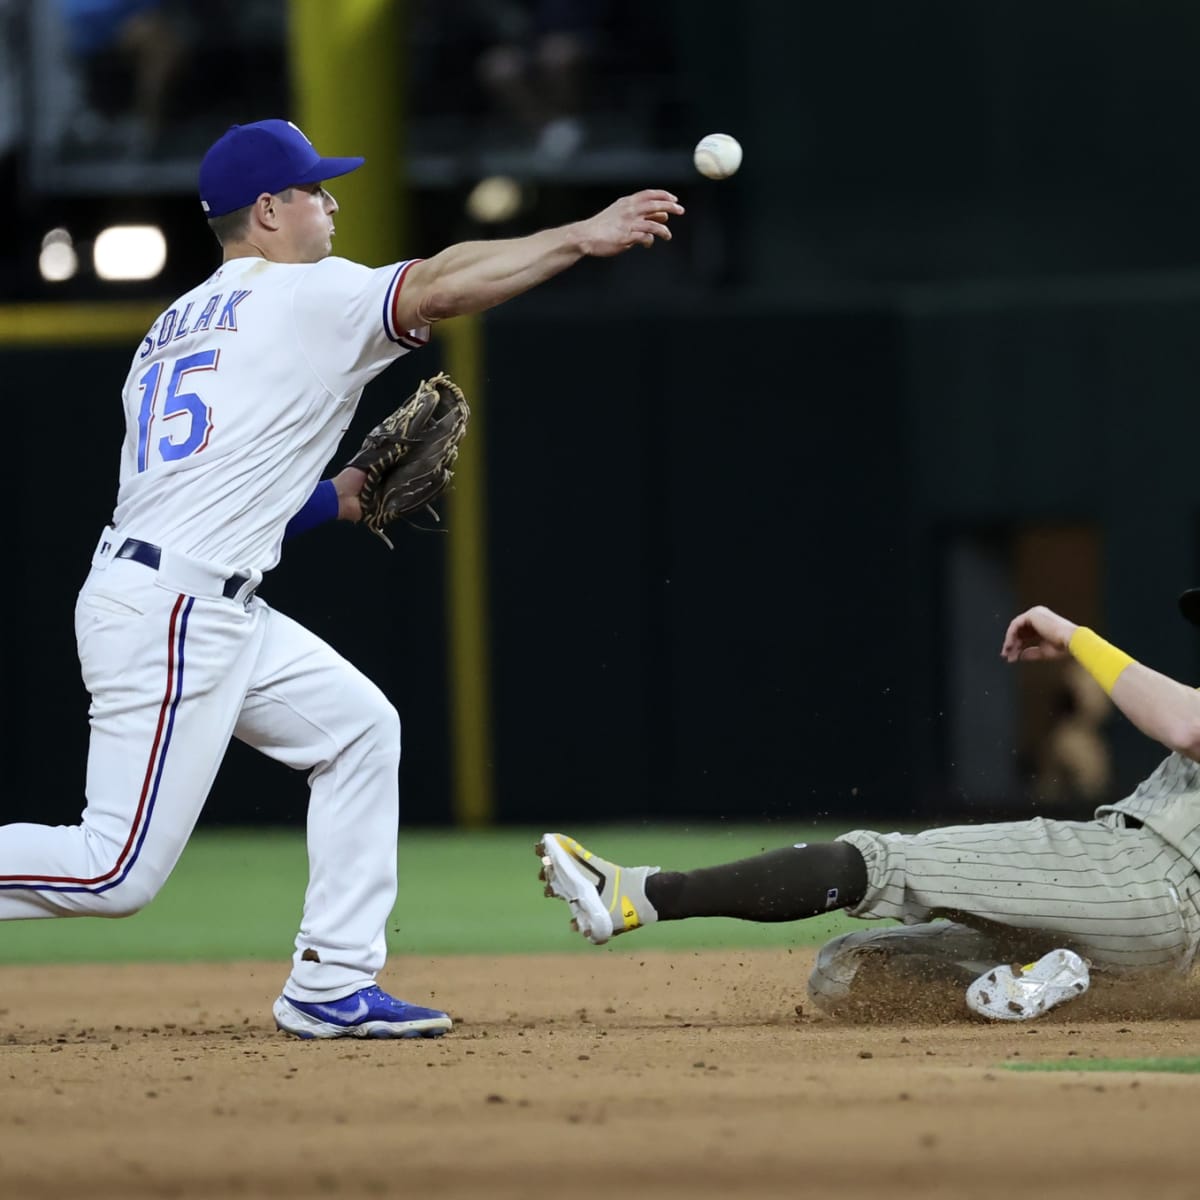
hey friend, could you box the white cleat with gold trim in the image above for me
[536,832,657,946]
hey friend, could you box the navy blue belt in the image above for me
[115,538,252,600]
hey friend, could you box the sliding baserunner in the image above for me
[539,603,1200,1021]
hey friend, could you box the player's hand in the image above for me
[577,190,685,256]
[331,466,367,523]
[1000,605,1079,663]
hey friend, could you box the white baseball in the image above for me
[693,133,742,180]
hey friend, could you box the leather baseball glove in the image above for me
[347,372,470,547]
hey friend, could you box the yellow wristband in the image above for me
[1069,627,1135,696]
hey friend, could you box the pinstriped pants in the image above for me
[839,814,1200,972]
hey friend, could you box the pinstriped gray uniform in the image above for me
[838,752,1200,973]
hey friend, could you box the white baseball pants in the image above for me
[0,534,401,1001]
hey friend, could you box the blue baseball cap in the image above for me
[198,119,364,217]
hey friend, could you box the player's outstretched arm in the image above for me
[392,190,684,328]
[1003,604,1200,761]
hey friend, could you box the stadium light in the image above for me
[39,228,78,283]
[93,225,167,282]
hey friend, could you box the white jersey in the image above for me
[110,254,428,572]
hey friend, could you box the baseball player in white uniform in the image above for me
[0,118,683,1038]
[539,603,1200,1020]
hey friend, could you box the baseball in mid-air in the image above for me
[693,133,743,180]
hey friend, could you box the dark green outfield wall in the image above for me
[5,285,1200,827]
[11,0,1200,824]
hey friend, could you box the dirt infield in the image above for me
[2,950,1199,1200]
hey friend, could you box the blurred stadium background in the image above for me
[4,0,1200,902]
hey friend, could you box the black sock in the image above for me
[645,841,867,922]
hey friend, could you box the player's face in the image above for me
[280,182,339,262]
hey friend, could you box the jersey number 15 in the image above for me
[135,350,218,472]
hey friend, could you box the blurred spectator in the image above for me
[54,0,184,157]
[474,0,606,161]
[412,0,609,161]
[1031,661,1115,808]
[0,0,21,165]
[0,0,23,288]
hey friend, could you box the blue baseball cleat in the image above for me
[273,985,453,1039]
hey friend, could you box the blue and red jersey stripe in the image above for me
[382,259,430,350]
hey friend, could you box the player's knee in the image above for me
[98,874,165,918]
[380,698,401,748]
[325,676,401,769]
[360,691,400,756]
[366,688,401,749]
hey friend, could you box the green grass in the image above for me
[1006,1058,1200,1074]
[0,825,864,965]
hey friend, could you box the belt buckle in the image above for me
[223,572,255,603]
